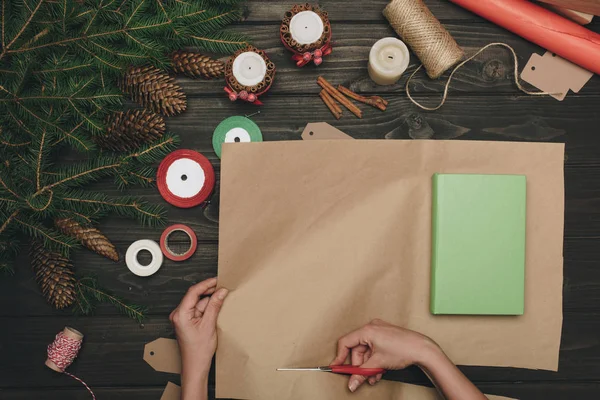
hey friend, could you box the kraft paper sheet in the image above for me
[216,139,564,400]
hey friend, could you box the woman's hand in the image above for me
[331,319,441,392]
[170,277,229,400]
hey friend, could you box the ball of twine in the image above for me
[383,0,464,79]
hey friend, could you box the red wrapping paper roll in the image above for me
[449,0,600,75]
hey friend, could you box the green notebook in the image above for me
[431,174,526,315]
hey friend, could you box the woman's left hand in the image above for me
[170,278,229,386]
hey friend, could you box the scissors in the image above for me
[277,365,386,377]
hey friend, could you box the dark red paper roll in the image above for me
[449,0,600,75]
[160,224,198,261]
[157,149,215,208]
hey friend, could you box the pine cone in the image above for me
[171,51,224,79]
[55,218,119,262]
[121,66,187,116]
[96,109,165,152]
[31,243,76,309]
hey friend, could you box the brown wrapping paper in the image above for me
[216,138,564,400]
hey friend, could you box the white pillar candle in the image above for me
[368,37,410,85]
[290,10,324,45]
[232,51,267,87]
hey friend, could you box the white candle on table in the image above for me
[232,52,267,87]
[290,11,324,45]
[368,37,410,85]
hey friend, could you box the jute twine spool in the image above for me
[383,0,464,79]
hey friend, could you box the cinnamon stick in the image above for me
[337,85,388,111]
[317,76,363,119]
[319,90,342,120]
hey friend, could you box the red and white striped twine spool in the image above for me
[46,327,96,400]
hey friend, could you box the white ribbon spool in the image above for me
[290,11,324,45]
[165,158,206,199]
[368,37,410,85]
[126,240,164,277]
[232,51,267,87]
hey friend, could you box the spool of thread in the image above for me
[157,149,215,208]
[212,116,263,159]
[46,327,96,399]
[383,0,464,79]
[160,224,197,262]
[368,37,410,85]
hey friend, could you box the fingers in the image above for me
[349,353,383,392]
[201,288,229,327]
[351,345,369,366]
[348,345,370,392]
[194,296,211,318]
[331,327,368,366]
[178,278,218,314]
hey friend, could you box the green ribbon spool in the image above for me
[212,116,263,158]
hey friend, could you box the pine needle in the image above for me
[75,277,147,322]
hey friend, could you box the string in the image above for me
[406,42,556,111]
[47,331,96,400]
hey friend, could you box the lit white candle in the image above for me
[368,37,410,85]
[289,11,324,45]
[232,51,267,87]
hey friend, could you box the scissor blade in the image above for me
[277,368,322,371]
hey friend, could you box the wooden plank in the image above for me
[177,24,600,96]
[0,314,599,389]
[539,0,600,15]
[2,382,600,400]
[243,0,482,22]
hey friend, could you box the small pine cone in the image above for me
[55,218,119,262]
[171,51,224,79]
[31,243,76,309]
[96,109,165,152]
[121,66,187,116]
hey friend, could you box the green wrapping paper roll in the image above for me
[212,116,263,158]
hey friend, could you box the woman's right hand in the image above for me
[330,319,443,392]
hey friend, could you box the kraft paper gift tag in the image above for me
[521,51,593,101]
[216,137,564,400]
[143,338,181,400]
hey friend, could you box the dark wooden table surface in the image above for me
[2,1,600,399]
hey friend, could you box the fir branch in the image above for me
[36,128,46,191]
[42,159,123,192]
[188,30,248,54]
[0,175,21,199]
[59,191,165,226]
[0,210,19,236]
[124,133,179,163]
[76,277,147,322]
[16,102,95,151]
[0,0,44,60]
[0,261,14,276]
[13,216,77,255]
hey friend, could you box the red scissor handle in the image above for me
[329,365,386,377]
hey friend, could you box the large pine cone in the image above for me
[96,109,165,152]
[171,51,224,79]
[31,243,76,309]
[55,218,119,262]
[121,66,187,116]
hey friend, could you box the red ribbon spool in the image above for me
[160,224,198,262]
[157,149,215,208]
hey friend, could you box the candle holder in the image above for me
[280,4,333,67]
[224,46,276,105]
